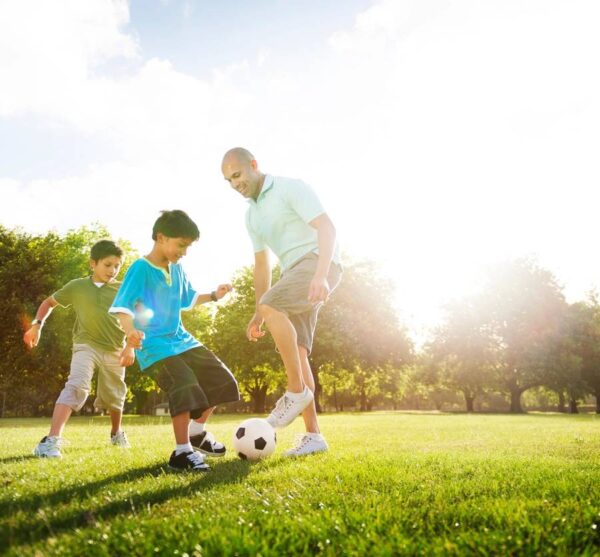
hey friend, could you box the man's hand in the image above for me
[126,329,145,350]
[23,325,41,349]
[308,274,330,304]
[246,313,266,342]
[119,346,136,367]
[214,283,233,300]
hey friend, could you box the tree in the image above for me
[476,258,568,413]
[563,295,600,414]
[0,225,137,417]
[312,259,413,411]
[426,299,497,412]
[209,266,285,413]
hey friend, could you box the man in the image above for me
[222,148,342,456]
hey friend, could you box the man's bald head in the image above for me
[222,147,264,200]
[222,147,255,167]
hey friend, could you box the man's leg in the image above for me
[298,346,319,434]
[172,411,191,444]
[258,303,304,393]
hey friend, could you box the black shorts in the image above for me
[146,347,240,419]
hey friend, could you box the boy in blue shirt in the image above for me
[110,210,239,472]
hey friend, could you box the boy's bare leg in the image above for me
[109,409,123,436]
[193,406,215,425]
[298,346,320,434]
[172,411,191,444]
[258,304,304,393]
[48,403,72,437]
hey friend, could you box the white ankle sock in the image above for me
[189,420,205,436]
[175,442,193,455]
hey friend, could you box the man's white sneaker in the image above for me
[284,433,329,457]
[111,431,131,448]
[266,387,314,428]
[33,436,64,458]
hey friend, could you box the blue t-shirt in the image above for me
[109,258,201,370]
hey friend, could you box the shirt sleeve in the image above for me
[52,279,79,308]
[179,265,199,311]
[245,209,267,253]
[284,179,326,223]
[108,261,146,318]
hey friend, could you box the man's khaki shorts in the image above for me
[259,252,342,353]
[56,343,127,412]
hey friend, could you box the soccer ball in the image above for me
[232,418,276,461]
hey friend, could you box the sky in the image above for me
[1,0,599,340]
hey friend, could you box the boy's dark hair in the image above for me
[90,240,123,261]
[152,210,200,241]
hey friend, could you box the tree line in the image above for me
[1,224,598,417]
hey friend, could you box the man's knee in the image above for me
[258,303,281,320]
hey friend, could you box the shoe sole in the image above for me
[167,464,210,472]
[284,445,328,457]
[193,447,226,458]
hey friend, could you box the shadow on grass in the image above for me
[1,459,252,549]
[0,455,38,465]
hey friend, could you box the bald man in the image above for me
[222,148,342,457]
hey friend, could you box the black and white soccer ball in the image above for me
[232,418,276,461]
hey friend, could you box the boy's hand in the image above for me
[214,283,233,300]
[23,325,41,349]
[119,346,136,367]
[246,313,266,342]
[126,329,145,349]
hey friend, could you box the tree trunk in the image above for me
[333,385,339,412]
[596,389,600,414]
[568,398,579,414]
[556,391,566,413]
[464,393,475,413]
[510,389,525,413]
[314,370,322,413]
[252,387,267,413]
[359,388,367,412]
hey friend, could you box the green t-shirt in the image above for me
[53,277,125,351]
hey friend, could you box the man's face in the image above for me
[90,256,122,283]
[222,155,262,199]
[157,235,194,263]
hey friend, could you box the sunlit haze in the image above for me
[1,0,598,340]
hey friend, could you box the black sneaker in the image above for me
[190,431,226,457]
[168,450,210,472]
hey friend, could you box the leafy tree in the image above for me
[426,299,499,412]
[312,259,413,411]
[0,225,137,417]
[476,258,567,413]
[210,266,284,413]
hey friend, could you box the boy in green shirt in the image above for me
[23,240,133,458]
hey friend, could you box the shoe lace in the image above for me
[272,395,294,418]
[292,434,311,450]
[187,452,205,467]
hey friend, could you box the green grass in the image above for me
[1,413,599,556]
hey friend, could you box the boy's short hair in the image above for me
[90,240,124,261]
[152,210,200,241]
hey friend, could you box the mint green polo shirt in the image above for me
[245,175,341,271]
[53,278,125,351]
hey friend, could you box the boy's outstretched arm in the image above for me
[23,296,59,349]
[193,283,233,307]
[113,312,144,367]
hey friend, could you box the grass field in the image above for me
[1,413,599,556]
